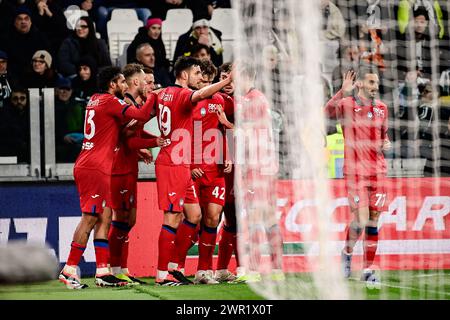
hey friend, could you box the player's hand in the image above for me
[138,148,153,164]
[216,105,233,129]
[382,138,392,152]
[342,70,356,97]
[224,160,233,173]
[191,168,204,179]
[198,34,210,46]
[156,136,171,147]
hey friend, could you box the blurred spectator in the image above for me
[0,5,51,78]
[0,88,30,163]
[54,76,85,162]
[173,18,223,68]
[417,82,441,175]
[331,41,360,93]
[0,0,15,44]
[95,1,151,40]
[22,50,58,89]
[71,55,98,104]
[0,50,16,108]
[126,17,170,72]
[29,0,69,56]
[144,0,209,21]
[440,106,450,176]
[135,43,171,87]
[396,0,448,40]
[57,15,111,78]
[320,0,346,41]
[397,6,439,82]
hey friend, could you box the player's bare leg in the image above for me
[195,203,222,284]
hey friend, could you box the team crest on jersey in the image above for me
[179,198,184,207]
[354,195,360,204]
[130,195,134,204]
[200,107,207,117]
[102,200,106,208]
[367,112,373,119]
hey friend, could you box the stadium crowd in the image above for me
[0,0,450,177]
[0,0,449,177]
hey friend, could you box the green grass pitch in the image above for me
[1,270,449,300]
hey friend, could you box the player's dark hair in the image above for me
[122,63,144,80]
[173,56,200,79]
[219,62,233,74]
[199,59,217,79]
[97,66,123,92]
[192,44,210,57]
[142,66,153,74]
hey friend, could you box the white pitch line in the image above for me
[378,282,450,297]
[350,277,450,297]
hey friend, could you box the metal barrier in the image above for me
[0,88,156,182]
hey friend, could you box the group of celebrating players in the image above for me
[58,57,250,289]
[58,48,390,289]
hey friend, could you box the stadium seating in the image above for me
[162,9,193,61]
[110,8,139,22]
[107,9,143,66]
[210,8,235,39]
[386,158,427,177]
[63,8,89,30]
[210,8,236,63]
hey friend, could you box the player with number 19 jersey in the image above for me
[155,85,199,212]
[74,92,156,215]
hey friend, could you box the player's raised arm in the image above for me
[191,72,232,104]
[324,70,356,118]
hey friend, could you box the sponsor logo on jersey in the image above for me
[119,189,128,195]
[354,107,362,112]
[367,111,373,119]
[82,141,94,150]
[200,107,206,117]
[208,103,221,113]
[168,192,176,197]
[91,194,100,199]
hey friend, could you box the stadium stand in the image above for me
[161,9,193,61]
[107,9,143,66]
